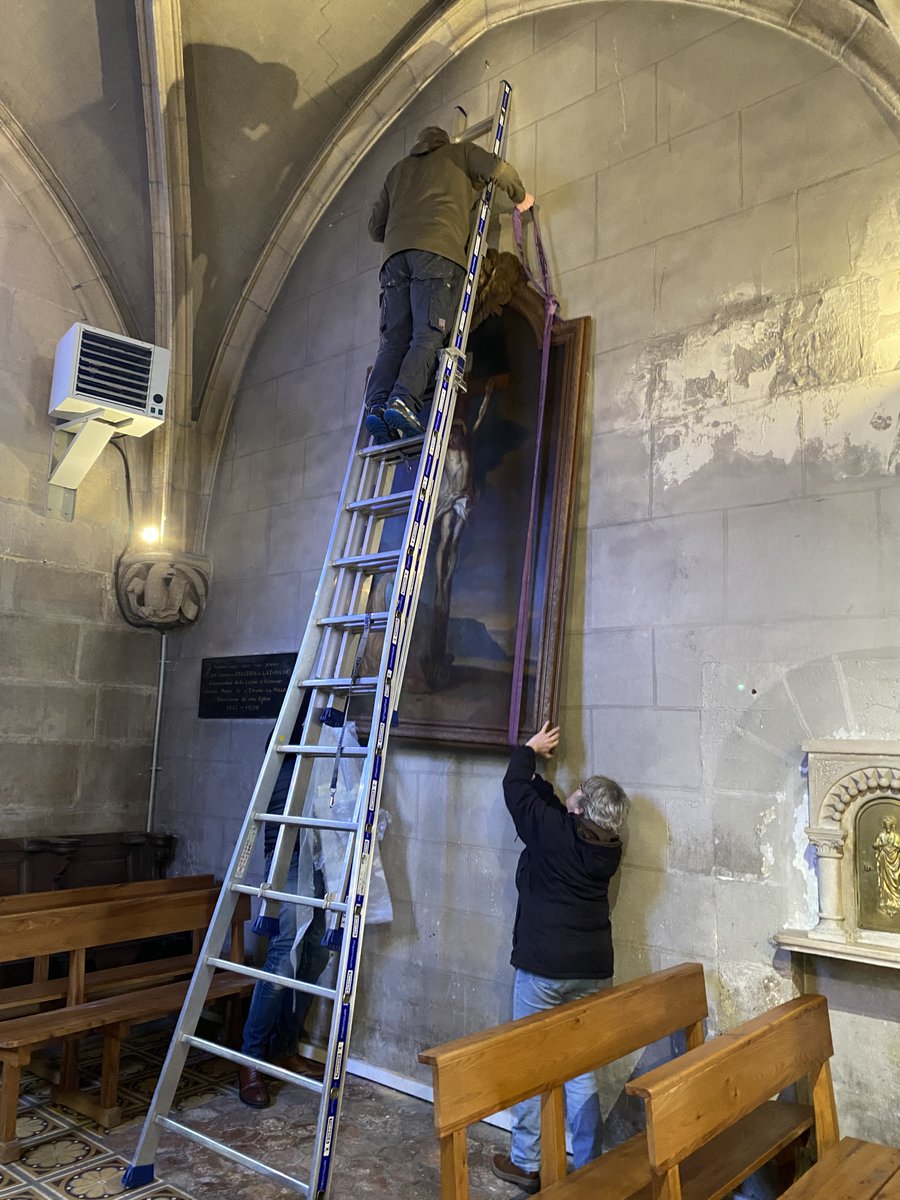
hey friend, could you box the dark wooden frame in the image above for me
[390,281,590,750]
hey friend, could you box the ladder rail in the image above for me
[308,78,513,1200]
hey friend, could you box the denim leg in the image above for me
[241,861,302,1059]
[509,970,551,1172]
[390,253,464,411]
[363,255,412,412]
[269,885,330,1057]
[509,971,610,1173]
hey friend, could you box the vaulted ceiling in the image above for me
[0,0,893,421]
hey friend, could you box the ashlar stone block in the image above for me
[590,509,725,628]
[798,153,900,289]
[652,392,802,517]
[0,613,79,682]
[592,706,701,789]
[801,373,900,496]
[562,627,654,709]
[594,2,735,90]
[657,16,831,142]
[654,196,797,338]
[725,492,881,621]
[536,67,656,196]
[559,244,655,353]
[595,115,741,260]
[742,67,900,208]
[78,624,160,688]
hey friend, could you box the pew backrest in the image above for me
[626,994,838,1194]
[0,874,215,916]
[0,887,247,965]
[419,962,707,1138]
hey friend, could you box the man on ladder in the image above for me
[364,124,534,444]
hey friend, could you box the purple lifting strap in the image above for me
[508,206,560,745]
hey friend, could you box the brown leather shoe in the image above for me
[238,1066,271,1107]
[274,1052,326,1082]
[491,1153,540,1194]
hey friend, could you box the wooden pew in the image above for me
[0,886,251,1162]
[419,963,708,1200]
[625,993,838,1200]
[0,875,216,1017]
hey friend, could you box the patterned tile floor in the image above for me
[6,1028,511,1199]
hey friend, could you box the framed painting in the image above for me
[361,252,589,750]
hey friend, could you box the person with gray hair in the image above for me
[492,721,629,1195]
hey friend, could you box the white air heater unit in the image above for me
[48,323,171,489]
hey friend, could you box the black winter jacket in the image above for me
[504,746,622,980]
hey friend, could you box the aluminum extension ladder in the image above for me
[124,80,513,1200]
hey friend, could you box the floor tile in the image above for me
[16,1134,106,1179]
[40,1156,130,1199]
[15,1109,67,1144]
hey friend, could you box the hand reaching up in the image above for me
[526,721,560,759]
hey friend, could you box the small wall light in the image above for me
[141,525,160,544]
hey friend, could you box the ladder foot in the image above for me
[122,1164,155,1189]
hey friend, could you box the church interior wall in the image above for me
[152,2,900,1141]
[0,176,160,837]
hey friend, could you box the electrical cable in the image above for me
[109,436,147,629]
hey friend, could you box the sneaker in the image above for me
[490,1154,540,1194]
[365,404,393,445]
[384,397,425,439]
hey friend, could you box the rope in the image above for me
[508,206,559,745]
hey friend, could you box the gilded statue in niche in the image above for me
[857,800,900,933]
[874,815,900,917]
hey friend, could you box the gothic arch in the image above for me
[195,0,900,548]
[0,99,127,336]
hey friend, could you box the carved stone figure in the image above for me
[874,814,900,917]
[116,550,212,629]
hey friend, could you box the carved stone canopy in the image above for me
[777,740,900,968]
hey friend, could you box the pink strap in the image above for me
[508,207,559,745]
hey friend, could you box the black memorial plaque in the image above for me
[198,653,295,719]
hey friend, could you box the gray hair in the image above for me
[580,775,629,833]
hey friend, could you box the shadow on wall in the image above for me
[181,20,439,415]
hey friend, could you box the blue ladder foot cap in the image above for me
[251,914,280,937]
[123,1164,154,1189]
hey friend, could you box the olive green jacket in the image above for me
[368,126,526,269]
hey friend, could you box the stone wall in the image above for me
[156,3,900,1140]
[0,172,159,837]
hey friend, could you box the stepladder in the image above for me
[123,79,515,1199]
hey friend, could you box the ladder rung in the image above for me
[255,813,358,832]
[231,884,348,913]
[302,675,378,692]
[318,610,389,631]
[156,1116,311,1194]
[332,549,399,573]
[346,490,414,518]
[206,955,339,1001]
[181,1034,326,1094]
[275,743,368,758]
[358,434,424,460]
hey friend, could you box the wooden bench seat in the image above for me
[625,993,837,1200]
[419,963,819,1200]
[0,884,250,1163]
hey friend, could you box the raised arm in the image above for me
[464,142,532,209]
[503,723,565,843]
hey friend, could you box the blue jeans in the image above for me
[364,250,465,414]
[509,970,612,1173]
[241,862,330,1059]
